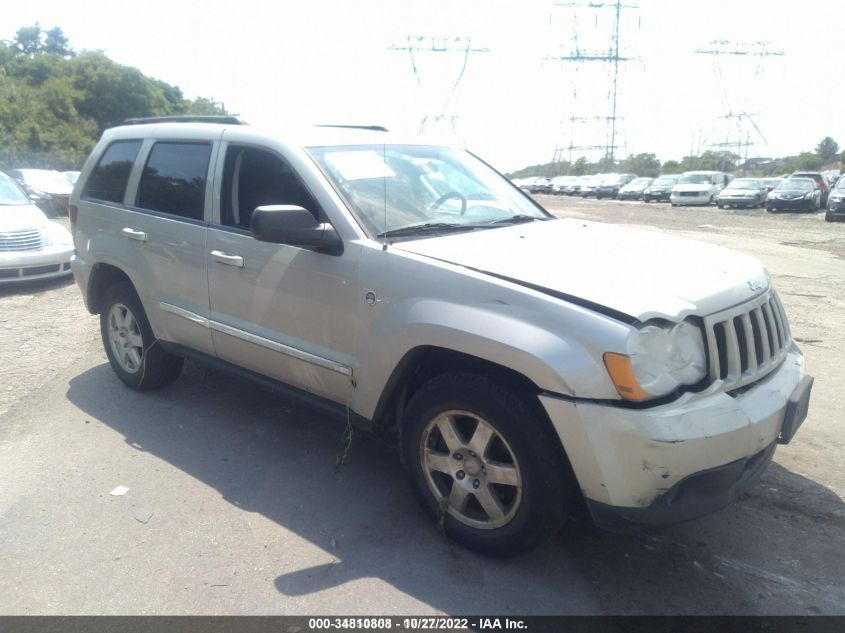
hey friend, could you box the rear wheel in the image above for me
[100,282,184,390]
[402,373,576,556]
[826,209,835,221]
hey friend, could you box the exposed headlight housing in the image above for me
[604,320,708,402]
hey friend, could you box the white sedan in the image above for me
[0,172,74,283]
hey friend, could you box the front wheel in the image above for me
[100,281,184,390]
[402,373,576,556]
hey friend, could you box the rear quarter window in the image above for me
[81,140,143,203]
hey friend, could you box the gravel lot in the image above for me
[0,202,843,615]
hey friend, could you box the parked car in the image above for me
[670,171,730,206]
[551,175,579,195]
[760,177,783,194]
[70,117,812,555]
[642,174,679,202]
[617,177,654,201]
[825,177,845,221]
[790,172,830,207]
[595,173,638,199]
[0,171,74,283]
[516,176,552,195]
[766,177,820,213]
[715,178,767,209]
[580,173,607,197]
[8,169,74,217]
[62,170,81,184]
[566,175,591,196]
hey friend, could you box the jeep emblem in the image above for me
[747,279,762,291]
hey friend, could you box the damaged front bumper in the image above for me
[540,345,811,529]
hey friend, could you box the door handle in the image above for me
[121,227,148,242]
[211,250,245,268]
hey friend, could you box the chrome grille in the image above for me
[0,228,44,252]
[704,290,791,391]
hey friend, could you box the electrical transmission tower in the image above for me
[695,39,784,166]
[389,36,489,134]
[546,0,640,165]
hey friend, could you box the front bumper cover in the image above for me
[539,345,808,528]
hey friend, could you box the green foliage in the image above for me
[794,151,824,171]
[0,24,228,171]
[815,136,839,163]
[619,153,661,177]
[661,160,681,173]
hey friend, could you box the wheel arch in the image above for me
[87,263,133,314]
[371,346,547,435]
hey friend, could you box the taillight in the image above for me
[69,204,78,246]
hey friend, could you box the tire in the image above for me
[401,372,577,556]
[100,281,184,391]
[826,210,834,222]
[717,203,724,209]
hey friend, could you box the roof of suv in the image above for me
[102,120,448,151]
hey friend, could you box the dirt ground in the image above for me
[0,203,842,615]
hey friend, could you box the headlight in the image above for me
[804,192,815,199]
[604,321,707,402]
[43,222,73,247]
[643,188,652,193]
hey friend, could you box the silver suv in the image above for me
[70,117,813,555]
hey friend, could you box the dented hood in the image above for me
[393,218,768,321]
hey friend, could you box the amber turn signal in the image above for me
[603,352,653,402]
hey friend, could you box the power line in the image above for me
[546,0,640,164]
[389,36,489,134]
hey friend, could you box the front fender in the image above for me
[351,297,616,420]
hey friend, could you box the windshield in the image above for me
[776,179,814,192]
[602,174,627,185]
[19,169,72,192]
[678,173,713,185]
[654,176,678,186]
[308,145,548,236]
[0,173,31,205]
[835,179,845,191]
[726,179,761,190]
[629,178,652,186]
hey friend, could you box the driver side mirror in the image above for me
[251,205,343,255]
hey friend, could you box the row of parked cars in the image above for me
[514,171,843,221]
[1,168,80,218]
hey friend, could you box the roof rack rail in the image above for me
[315,124,389,132]
[121,115,246,126]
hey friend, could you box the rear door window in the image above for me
[82,140,143,204]
[137,142,212,220]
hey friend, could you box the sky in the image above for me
[1,0,841,173]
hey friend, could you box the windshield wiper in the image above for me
[485,214,546,225]
[377,222,481,238]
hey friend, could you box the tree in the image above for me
[13,24,42,56]
[795,151,824,171]
[43,27,72,57]
[815,137,839,163]
[661,160,681,173]
[620,152,661,177]
[572,157,589,175]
